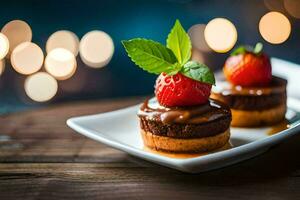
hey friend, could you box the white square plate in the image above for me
[67,58,300,173]
[67,98,300,173]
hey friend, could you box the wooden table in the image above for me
[0,97,299,200]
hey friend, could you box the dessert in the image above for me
[211,43,287,127]
[122,20,232,153]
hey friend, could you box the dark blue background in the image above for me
[0,0,299,112]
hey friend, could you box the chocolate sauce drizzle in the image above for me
[138,98,231,125]
[212,76,287,96]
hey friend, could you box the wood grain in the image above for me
[0,96,300,200]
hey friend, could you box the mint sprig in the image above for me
[122,20,215,85]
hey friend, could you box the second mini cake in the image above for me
[211,43,287,127]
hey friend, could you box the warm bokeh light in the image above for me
[0,59,5,75]
[204,18,237,53]
[25,72,58,102]
[259,12,291,44]
[45,48,77,80]
[79,30,114,68]
[11,42,44,75]
[188,24,211,52]
[46,30,79,56]
[284,0,300,18]
[1,20,32,55]
[0,33,9,59]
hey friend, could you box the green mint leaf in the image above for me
[122,38,180,75]
[181,61,215,85]
[166,19,191,65]
[253,42,263,55]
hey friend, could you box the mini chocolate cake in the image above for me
[122,20,232,154]
[211,76,287,127]
[138,98,232,153]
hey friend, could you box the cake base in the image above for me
[231,103,286,127]
[141,129,230,153]
[144,142,232,159]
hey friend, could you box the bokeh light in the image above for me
[25,72,58,102]
[79,30,114,68]
[0,59,5,75]
[11,42,44,75]
[204,18,237,53]
[284,0,300,19]
[46,30,79,56]
[45,48,77,80]
[1,20,32,55]
[0,33,9,59]
[259,12,291,44]
[188,24,211,52]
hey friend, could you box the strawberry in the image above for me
[224,44,272,87]
[122,20,215,107]
[155,72,212,107]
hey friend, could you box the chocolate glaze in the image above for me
[138,98,231,125]
[211,92,286,110]
[212,76,287,96]
[211,76,287,110]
